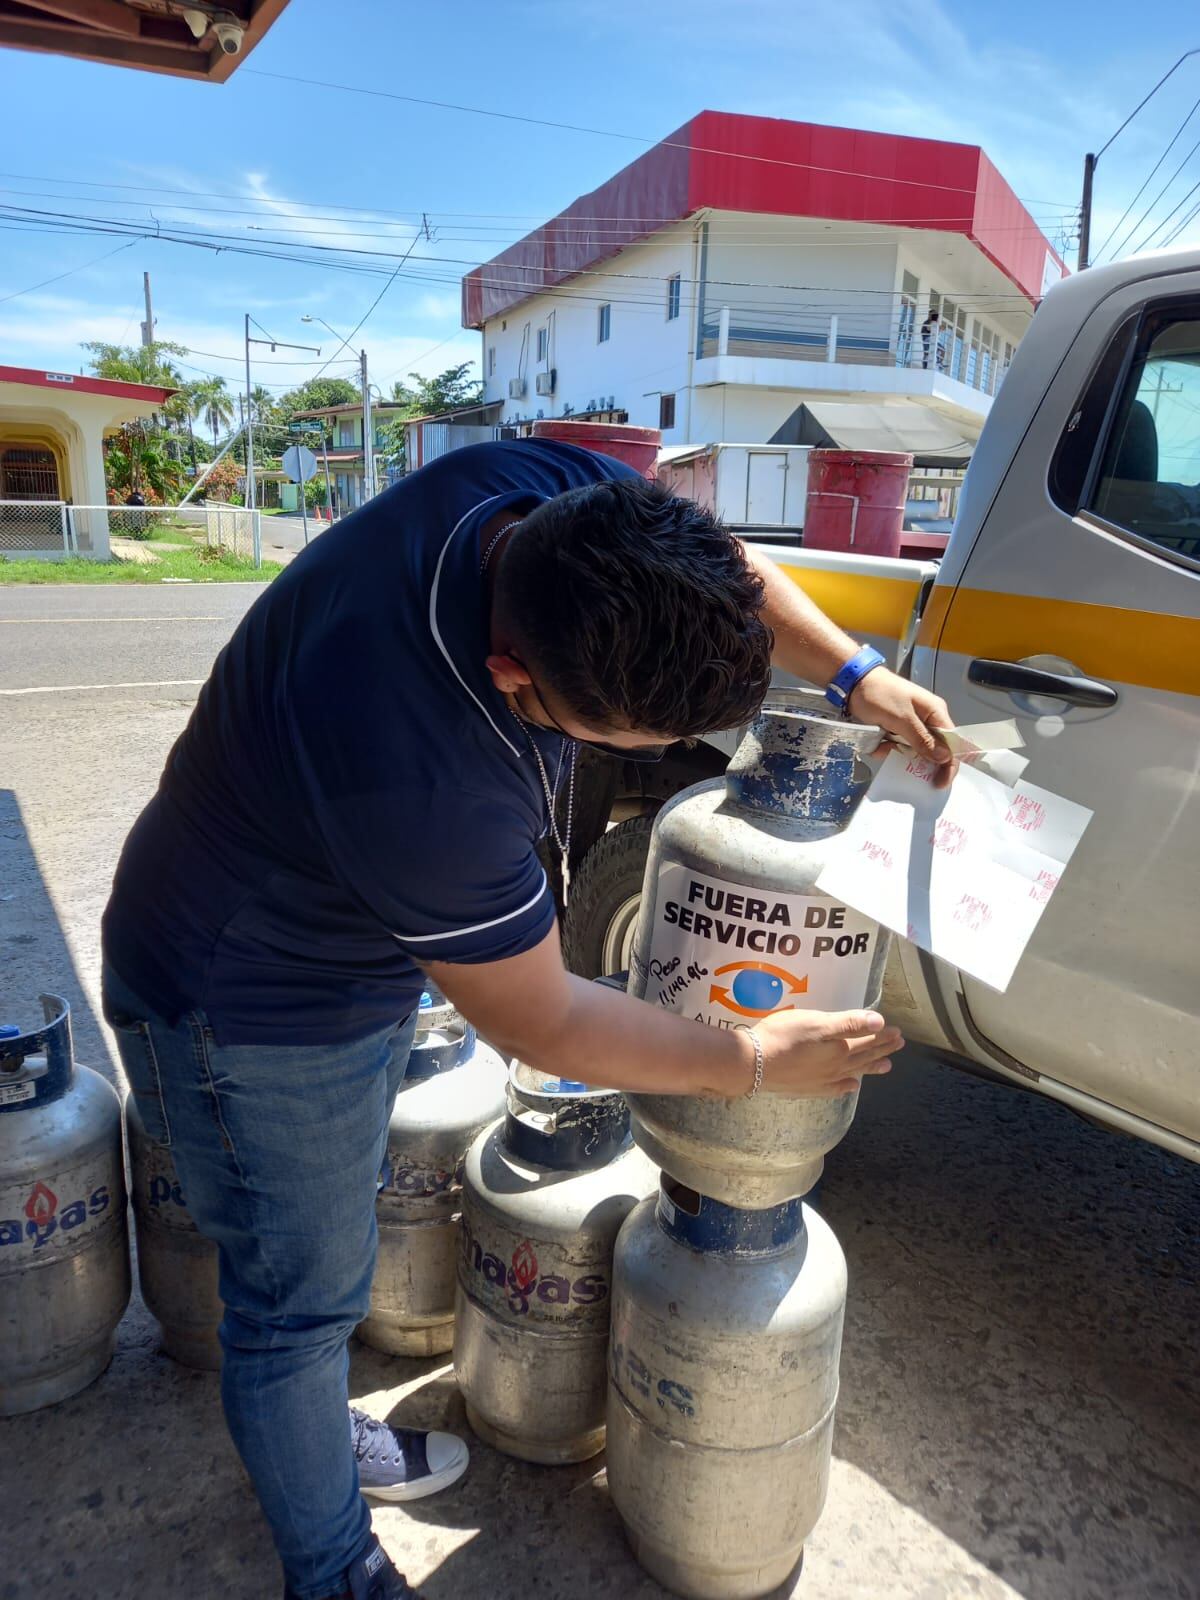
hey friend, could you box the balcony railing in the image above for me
[699,306,1011,397]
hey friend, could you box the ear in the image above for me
[485,652,532,695]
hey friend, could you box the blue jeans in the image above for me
[102,962,417,1600]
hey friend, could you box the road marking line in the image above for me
[0,616,224,624]
[0,679,206,696]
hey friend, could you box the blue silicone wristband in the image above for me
[825,645,886,714]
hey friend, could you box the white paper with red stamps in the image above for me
[815,741,1092,993]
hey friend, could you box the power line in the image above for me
[0,203,1039,302]
[306,217,430,381]
[0,165,1074,222]
[1094,92,1200,261]
[1131,167,1200,253]
[242,69,990,198]
[0,237,137,305]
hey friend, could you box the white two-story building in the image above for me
[463,112,1066,463]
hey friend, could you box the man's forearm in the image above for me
[745,543,857,686]
[457,972,754,1099]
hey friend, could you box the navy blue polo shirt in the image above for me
[103,438,639,1045]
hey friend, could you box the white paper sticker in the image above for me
[642,863,878,1028]
[815,751,1092,993]
[0,1079,35,1107]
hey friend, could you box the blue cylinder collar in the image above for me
[0,995,75,1113]
[656,1179,805,1254]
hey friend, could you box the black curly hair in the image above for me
[493,477,773,738]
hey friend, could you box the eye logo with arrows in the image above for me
[709,961,808,1018]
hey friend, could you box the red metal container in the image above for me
[803,449,913,559]
[531,420,660,479]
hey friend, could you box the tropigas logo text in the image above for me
[461,1223,608,1318]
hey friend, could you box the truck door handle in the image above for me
[968,658,1118,708]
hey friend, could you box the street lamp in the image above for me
[301,315,376,503]
[1079,47,1200,271]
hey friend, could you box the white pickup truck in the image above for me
[562,248,1200,1167]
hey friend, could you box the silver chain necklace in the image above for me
[479,518,523,576]
[512,711,577,906]
[479,516,576,905]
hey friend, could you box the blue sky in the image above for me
[1,0,1198,397]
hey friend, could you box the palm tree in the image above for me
[190,377,236,448]
[250,384,276,423]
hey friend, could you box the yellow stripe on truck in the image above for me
[918,586,1200,698]
[778,565,924,642]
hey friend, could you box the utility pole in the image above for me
[1078,47,1199,271]
[1078,153,1096,272]
[361,349,375,503]
[244,314,320,514]
[141,272,154,346]
[244,313,254,511]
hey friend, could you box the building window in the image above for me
[537,327,548,361]
[666,275,681,321]
[598,304,611,343]
[659,393,676,430]
[487,345,496,376]
[339,421,354,447]
[897,271,919,367]
[0,445,60,499]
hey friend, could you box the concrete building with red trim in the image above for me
[0,364,177,557]
[463,112,1066,463]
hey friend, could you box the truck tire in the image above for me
[562,814,656,980]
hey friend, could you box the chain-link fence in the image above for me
[0,500,71,553]
[0,502,262,566]
[201,501,260,564]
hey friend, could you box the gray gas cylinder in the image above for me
[0,997,131,1415]
[359,1015,507,1356]
[627,688,889,1207]
[453,1065,658,1463]
[607,1180,847,1600]
[126,1098,223,1370]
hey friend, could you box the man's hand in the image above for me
[848,668,957,788]
[425,930,903,1101]
[755,1007,902,1097]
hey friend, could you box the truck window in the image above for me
[1086,308,1200,564]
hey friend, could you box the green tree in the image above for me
[190,377,236,448]
[276,376,360,417]
[390,362,481,415]
[379,363,483,473]
[83,339,187,389]
[103,425,184,507]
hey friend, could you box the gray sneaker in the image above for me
[351,1406,469,1503]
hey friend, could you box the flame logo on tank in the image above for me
[709,961,808,1018]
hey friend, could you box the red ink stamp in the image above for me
[1005,795,1046,833]
[953,895,992,932]
[859,840,894,870]
[931,819,968,856]
[1029,868,1059,904]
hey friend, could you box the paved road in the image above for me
[0,581,263,694]
[1,582,1197,1600]
[259,512,331,559]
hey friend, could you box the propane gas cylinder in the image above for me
[359,1016,507,1356]
[607,1180,847,1600]
[453,1064,658,1463]
[627,688,889,1207]
[0,997,131,1415]
[126,1098,222,1370]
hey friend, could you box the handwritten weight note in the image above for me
[815,747,1092,993]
